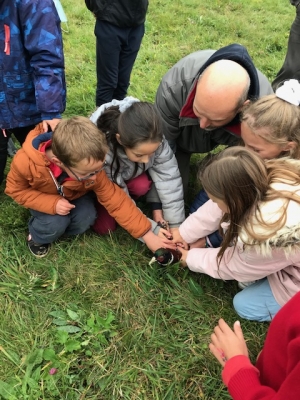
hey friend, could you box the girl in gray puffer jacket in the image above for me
[90,98,185,236]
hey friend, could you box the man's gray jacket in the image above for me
[155,43,273,154]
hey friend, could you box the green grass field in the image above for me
[0,0,294,398]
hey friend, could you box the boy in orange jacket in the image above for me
[5,117,172,257]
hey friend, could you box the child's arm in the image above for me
[147,138,185,227]
[94,172,176,250]
[179,199,224,243]
[5,152,61,214]
[21,0,65,123]
[210,320,300,399]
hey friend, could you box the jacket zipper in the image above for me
[4,25,10,55]
[48,169,65,197]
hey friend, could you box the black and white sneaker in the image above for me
[27,235,50,258]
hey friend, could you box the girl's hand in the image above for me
[170,228,189,249]
[152,209,165,223]
[142,230,176,253]
[178,247,188,267]
[209,319,249,367]
[157,228,173,240]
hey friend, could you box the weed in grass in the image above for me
[0,308,116,399]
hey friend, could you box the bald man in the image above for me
[155,43,273,195]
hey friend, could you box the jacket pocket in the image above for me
[4,72,38,122]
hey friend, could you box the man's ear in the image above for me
[239,99,250,113]
[282,141,297,152]
[116,133,122,145]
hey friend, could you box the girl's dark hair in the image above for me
[96,102,163,183]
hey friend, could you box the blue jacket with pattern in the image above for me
[0,0,66,129]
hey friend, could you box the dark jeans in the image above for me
[189,188,223,248]
[29,194,97,244]
[272,5,300,89]
[0,124,35,184]
[94,19,145,106]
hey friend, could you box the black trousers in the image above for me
[94,19,145,107]
[0,125,35,184]
[272,5,300,89]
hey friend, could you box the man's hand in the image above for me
[56,198,76,215]
[42,118,61,132]
[209,319,249,367]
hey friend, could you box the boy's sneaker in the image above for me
[27,235,50,257]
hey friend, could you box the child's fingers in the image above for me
[209,343,226,367]
[218,319,235,335]
[233,320,245,341]
[210,331,221,348]
[162,239,176,249]
[160,228,173,239]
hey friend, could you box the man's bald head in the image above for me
[193,60,250,130]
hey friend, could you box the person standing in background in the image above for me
[0,0,66,187]
[85,0,148,107]
[272,1,300,89]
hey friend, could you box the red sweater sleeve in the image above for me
[222,353,300,400]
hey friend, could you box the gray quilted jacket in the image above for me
[155,44,273,153]
[90,98,185,227]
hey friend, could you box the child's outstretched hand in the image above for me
[152,209,165,224]
[142,230,177,253]
[170,228,189,249]
[56,198,76,215]
[209,319,249,367]
[157,228,173,240]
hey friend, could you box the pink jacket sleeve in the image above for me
[179,201,299,282]
[179,199,223,243]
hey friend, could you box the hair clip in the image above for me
[275,79,300,106]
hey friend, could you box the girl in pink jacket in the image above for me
[172,147,300,322]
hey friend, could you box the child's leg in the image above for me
[92,202,117,235]
[29,211,72,244]
[126,172,152,199]
[92,173,151,235]
[65,194,97,236]
[233,278,281,322]
[29,194,97,243]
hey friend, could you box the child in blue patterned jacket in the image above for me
[0,0,66,186]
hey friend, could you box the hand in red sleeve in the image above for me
[209,319,249,367]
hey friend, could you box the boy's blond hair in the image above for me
[51,116,108,167]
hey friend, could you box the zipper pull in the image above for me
[4,25,10,55]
